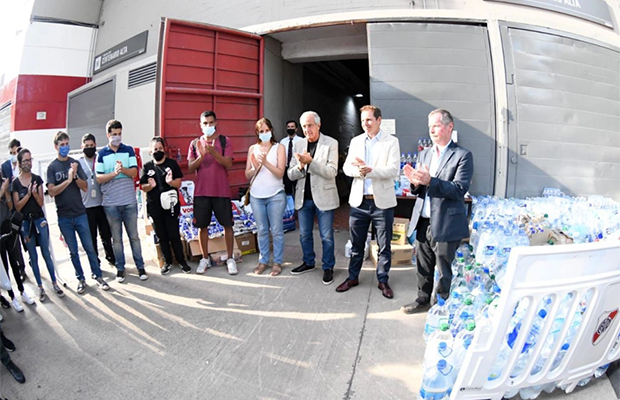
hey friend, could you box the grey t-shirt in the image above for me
[46,157,87,218]
[78,156,103,208]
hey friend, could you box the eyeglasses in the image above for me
[21,159,33,163]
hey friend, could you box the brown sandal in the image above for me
[254,263,269,275]
[270,263,282,276]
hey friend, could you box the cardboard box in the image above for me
[186,239,203,262]
[370,240,414,266]
[392,217,409,245]
[186,236,240,261]
[235,232,257,255]
[211,249,242,266]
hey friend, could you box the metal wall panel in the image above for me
[67,80,115,148]
[504,28,620,198]
[0,104,11,154]
[158,19,263,199]
[367,23,496,196]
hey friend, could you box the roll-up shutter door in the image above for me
[67,79,115,149]
[367,23,496,196]
[503,28,620,198]
[0,103,11,152]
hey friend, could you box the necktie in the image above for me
[287,139,293,167]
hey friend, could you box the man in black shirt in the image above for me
[47,131,110,293]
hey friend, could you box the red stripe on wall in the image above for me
[13,75,89,131]
[0,77,17,106]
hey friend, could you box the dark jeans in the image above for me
[348,198,394,283]
[0,233,25,297]
[150,210,186,265]
[86,206,115,266]
[416,217,460,303]
[283,170,295,196]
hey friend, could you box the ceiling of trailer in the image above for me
[269,23,368,63]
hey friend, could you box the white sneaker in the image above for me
[196,258,211,274]
[21,291,35,305]
[227,258,238,275]
[11,298,23,313]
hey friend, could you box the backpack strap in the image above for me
[219,135,226,156]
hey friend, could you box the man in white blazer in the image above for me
[288,111,339,284]
[336,105,400,299]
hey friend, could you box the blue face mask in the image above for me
[202,126,216,137]
[259,131,272,143]
[59,145,70,157]
[9,154,16,164]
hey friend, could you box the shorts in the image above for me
[194,196,233,228]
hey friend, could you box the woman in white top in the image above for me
[245,118,286,276]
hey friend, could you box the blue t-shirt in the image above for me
[96,143,137,206]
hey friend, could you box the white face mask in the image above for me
[202,126,216,137]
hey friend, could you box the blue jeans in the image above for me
[298,199,335,270]
[348,198,394,283]
[251,191,286,264]
[104,204,144,271]
[21,217,56,286]
[58,213,102,281]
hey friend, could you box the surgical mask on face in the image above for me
[83,147,96,158]
[109,135,122,147]
[259,131,272,143]
[287,129,296,136]
[202,126,216,137]
[152,150,165,162]
[9,154,17,163]
[59,145,70,158]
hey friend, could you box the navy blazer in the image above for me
[411,141,474,242]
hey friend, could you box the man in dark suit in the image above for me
[401,109,473,314]
[1,139,21,182]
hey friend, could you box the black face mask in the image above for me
[83,147,97,158]
[287,129,296,136]
[152,151,165,162]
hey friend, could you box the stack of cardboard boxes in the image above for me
[370,217,415,266]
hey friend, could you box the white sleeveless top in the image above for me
[250,143,284,198]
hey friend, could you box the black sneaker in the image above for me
[53,283,65,298]
[1,333,16,352]
[138,269,149,281]
[0,296,10,309]
[322,269,334,285]
[180,263,192,274]
[290,263,315,275]
[116,270,126,283]
[161,264,172,275]
[77,279,87,294]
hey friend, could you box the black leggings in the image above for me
[1,234,25,298]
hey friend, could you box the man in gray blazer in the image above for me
[288,111,339,284]
[401,109,474,314]
[337,105,400,298]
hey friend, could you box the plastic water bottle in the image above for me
[423,340,455,371]
[176,148,182,163]
[594,363,610,378]
[418,360,455,400]
[445,294,462,325]
[488,340,513,381]
[424,297,449,342]
[406,152,413,167]
[450,311,473,338]
[344,240,352,258]
[428,322,453,347]
[509,309,548,378]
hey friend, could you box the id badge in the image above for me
[91,189,97,198]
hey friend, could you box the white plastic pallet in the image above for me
[452,241,620,400]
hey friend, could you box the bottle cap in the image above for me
[437,360,447,369]
[439,322,450,331]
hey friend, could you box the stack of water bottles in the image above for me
[396,152,418,195]
[419,192,620,399]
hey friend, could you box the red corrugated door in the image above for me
[157,18,263,199]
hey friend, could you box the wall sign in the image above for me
[93,31,148,74]
[485,0,613,28]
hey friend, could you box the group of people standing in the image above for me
[0,105,473,384]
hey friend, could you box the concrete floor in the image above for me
[0,206,617,400]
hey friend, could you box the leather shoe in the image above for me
[6,360,25,383]
[335,279,359,293]
[1,333,16,352]
[378,282,393,299]
[400,300,431,314]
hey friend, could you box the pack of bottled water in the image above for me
[419,192,620,400]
